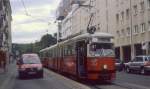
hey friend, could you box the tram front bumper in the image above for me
[87,70,116,80]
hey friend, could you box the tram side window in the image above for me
[55,48,58,58]
[49,50,51,57]
[67,45,71,56]
[65,43,75,56]
[64,46,68,56]
[51,49,54,58]
[59,47,62,58]
[54,48,56,58]
[61,47,64,57]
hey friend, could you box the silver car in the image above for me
[126,56,150,74]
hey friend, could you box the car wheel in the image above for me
[126,67,130,73]
[140,68,146,75]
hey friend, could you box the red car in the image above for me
[17,53,43,78]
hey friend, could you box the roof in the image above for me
[40,32,114,52]
[22,53,38,57]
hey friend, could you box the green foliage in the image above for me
[12,34,57,55]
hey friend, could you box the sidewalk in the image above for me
[0,63,16,89]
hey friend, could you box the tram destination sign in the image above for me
[91,37,110,43]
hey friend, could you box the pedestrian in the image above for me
[0,51,7,73]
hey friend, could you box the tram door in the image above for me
[76,41,87,77]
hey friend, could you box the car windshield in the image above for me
[146,56,150,61]
[89,43,115,57]
[22,56,41,64]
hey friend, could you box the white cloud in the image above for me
[10,0,61,43]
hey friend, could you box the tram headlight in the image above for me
[103,64,108,69]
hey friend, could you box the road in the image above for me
[4,65,150,89]
[113,71,150,89]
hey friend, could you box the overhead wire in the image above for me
[19,0,56,24]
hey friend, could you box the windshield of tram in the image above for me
[89,43,115,57]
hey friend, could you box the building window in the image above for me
[134,25,139,34]
[148,21,150,30]
[0,1,3,11]
[140,1,145,12]
[148,0,150,9]
[127,27,130,36]
[126,9,130,19]
[141,23,146,33]
[116,0,119,7]
[97,24,100,30]
[121,29,125,37]
[116,14,119,24]
[116,30,120,37]
[121,11,124,22]
[133,5,138,15]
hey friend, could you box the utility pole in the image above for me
[130,0,134,60]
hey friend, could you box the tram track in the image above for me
[89,82,133,89]
[91,84,131,89]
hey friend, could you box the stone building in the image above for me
[57,0,150,62]
[0,0,12,66]
[115,0,150,61]
[56,0,86,41]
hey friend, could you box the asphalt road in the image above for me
[12,69,90,89]
[7,67,150,89]
[113,71,150,89]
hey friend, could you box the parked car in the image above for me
[125,55,150,74]
[115,59,124,71]
[17,53,43,78]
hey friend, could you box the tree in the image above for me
[40,34,57,49]
[12,34,57,54]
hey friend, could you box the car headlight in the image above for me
[103,64,108,69]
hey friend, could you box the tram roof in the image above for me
[40,32,113,52]
[39,47,49,52]
[73,32,113,40]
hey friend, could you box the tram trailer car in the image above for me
[39,32,116,81]
[39,48,49,68]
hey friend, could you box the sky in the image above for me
[10,0,61,43]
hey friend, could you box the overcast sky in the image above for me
[10,0,61,43]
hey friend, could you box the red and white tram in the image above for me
[39,32,116,81]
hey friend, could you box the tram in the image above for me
[39,32,116,81]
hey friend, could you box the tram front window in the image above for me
[89,43,114,57]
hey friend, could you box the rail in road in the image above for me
[36,69,150,89]
[89,81,150,89]
[2,64,150,89]
[90,82,150,89]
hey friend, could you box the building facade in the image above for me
[115,0,150,62]
[56,0,87,41]
[0,0,12,66]
[57,0,150,62]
